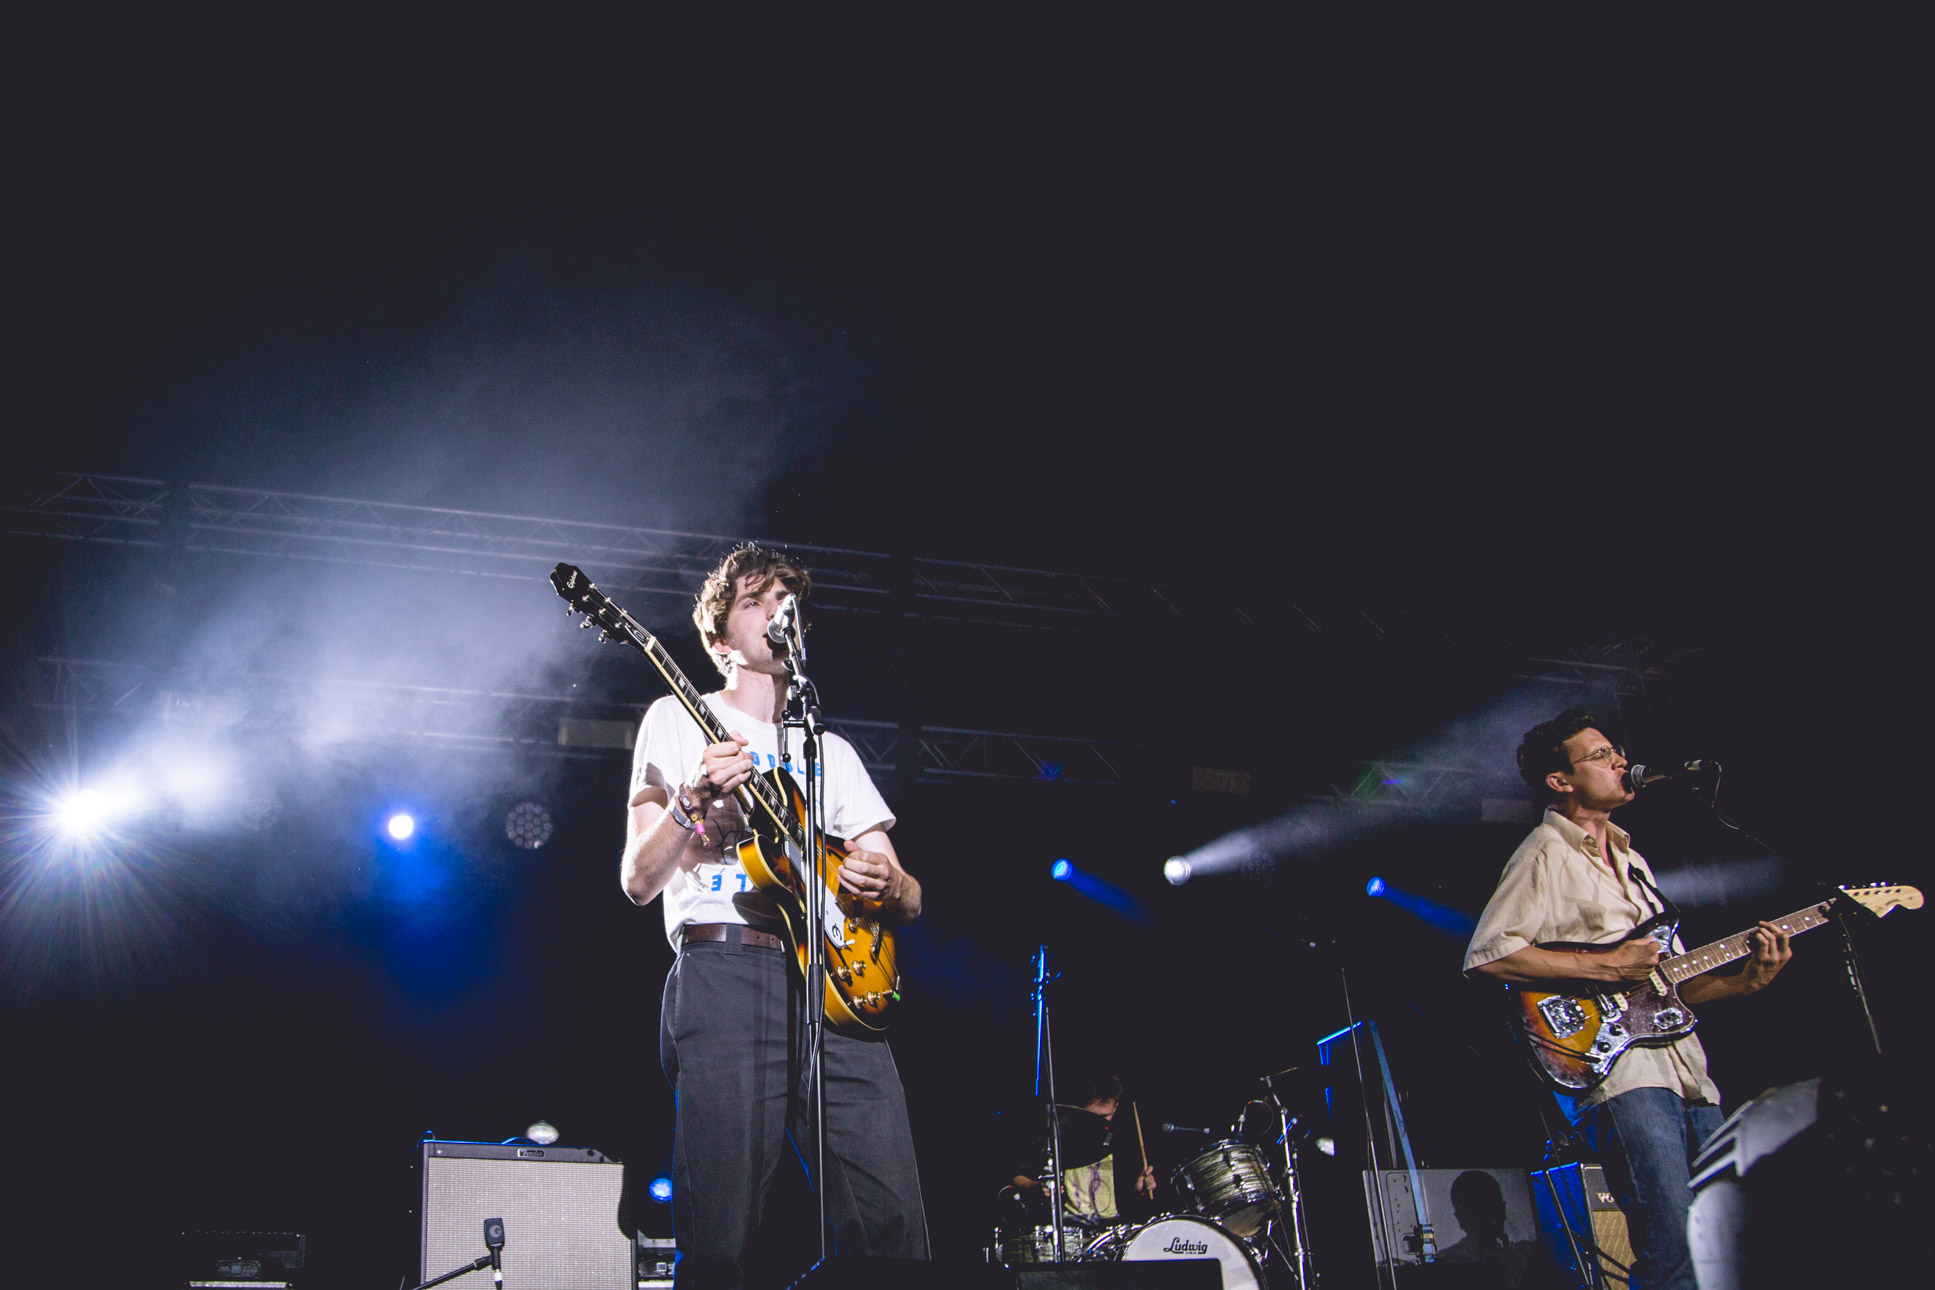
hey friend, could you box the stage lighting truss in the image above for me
[505,801,554,850]
[5,469,1668,692]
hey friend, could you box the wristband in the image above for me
[671,787,709,843]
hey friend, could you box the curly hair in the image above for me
[692,544,813,677]
[1516,708,1603,801]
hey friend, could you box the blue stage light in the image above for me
[1050,858,1072,882]
[387,812,417,841]
[649,1175,674,1203]
[1366,876,1387,897]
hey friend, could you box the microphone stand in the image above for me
[407,1256,495,1290]
[1031,945,1068,1260]
[409,1216,504,1290]
[1654,768,1886,1058]
[778,622,831,1262]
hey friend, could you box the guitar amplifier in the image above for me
[1362,1168,1544,1277]
[415,1141,632,1289]
[1531,1163,1632,1289]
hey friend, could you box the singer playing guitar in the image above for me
[1465,710,1791,1290]
[622,545,927,1287]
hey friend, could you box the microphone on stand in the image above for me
[1625,760,1718,793]
[1162,1122,1213,1135]
[484,1217,505,1286]
[766,593,799,652]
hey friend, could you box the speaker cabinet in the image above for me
[1362,1167,1543,1271]
[1530,1163,1631,1289]
[416,1141,631,1289]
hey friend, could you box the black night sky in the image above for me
[6,14,1922,1288]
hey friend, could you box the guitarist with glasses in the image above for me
[1465,709,1792,1290]
[622,545,927,1287]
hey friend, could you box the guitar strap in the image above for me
[1626,860,1685,952]
[1627,862,1680,921]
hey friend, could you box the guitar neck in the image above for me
[610,613,799,842]
[1661,900,1831,983]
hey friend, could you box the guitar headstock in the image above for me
[550,563,646,646]
[1839,884,1924,917]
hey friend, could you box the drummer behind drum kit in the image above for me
[991,1080,1314,1290]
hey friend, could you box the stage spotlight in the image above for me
[1164,857,1192,886]
[1366,876,1387,897]
[649,1176,674,1204]
[505,802,554,851]
[386,813,417,842]
[526,1120,559,1145]
[54,788,112,839]
[1315,1137,1337,1157]
[1050,858,1072,882]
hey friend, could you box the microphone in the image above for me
[1625,760,1718,793]
[1162,1122,1213,1135]
[766,593,799,651]
[484,1217,505,1280]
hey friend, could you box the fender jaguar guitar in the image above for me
[1509,884,1920,1092]
[551,563,901,1037]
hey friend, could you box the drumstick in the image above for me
[1132,1100,1148,1161]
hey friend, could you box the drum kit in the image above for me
[1004,948,1317,1288]
[989,1077,1316,1290]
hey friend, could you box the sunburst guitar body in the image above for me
[733,766,900,1036]
[1509,884,1919,1092]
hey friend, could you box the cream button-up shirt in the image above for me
[1466,808,1721,1118]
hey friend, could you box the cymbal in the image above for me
[993,1104,1114,1171]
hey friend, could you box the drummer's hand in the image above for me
[1136,1164,1157,1198]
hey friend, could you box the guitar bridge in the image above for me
[1537,995,1589,1038]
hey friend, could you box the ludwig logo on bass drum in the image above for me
[1163,1237,1210,1255]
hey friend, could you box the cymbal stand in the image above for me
[1031,945,1069,1260]
[1257,1077,1313,1290]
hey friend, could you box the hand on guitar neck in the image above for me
[1679,920,1792,1003]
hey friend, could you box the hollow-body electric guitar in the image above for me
[1509,884,1920,1092]
[551,563,901,1037]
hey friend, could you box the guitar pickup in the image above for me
[1537,995,1589,1038]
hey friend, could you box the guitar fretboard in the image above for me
[1661,901,1831,983]
[626,622,801,845]
[554,566,803,849]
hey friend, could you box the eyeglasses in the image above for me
[1571,744,1625,768]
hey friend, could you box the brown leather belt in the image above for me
[684,922,785,952]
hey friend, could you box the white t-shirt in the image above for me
[631,692,895,949]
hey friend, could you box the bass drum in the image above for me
[1084,1215,1265,1290]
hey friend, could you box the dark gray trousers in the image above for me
[659,935,929,1288]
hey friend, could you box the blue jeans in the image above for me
[1577,1087,1725,1290]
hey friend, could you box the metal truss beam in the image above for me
[1281,757,1519,814]
[40,657,1528,813]
[5,469,1668,690]
[37,657,1161,788]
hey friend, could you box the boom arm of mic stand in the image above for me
[407,1255,493,1290]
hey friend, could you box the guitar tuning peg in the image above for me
[580,618,594,629]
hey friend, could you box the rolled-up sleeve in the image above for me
[1464,842,1549,972]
